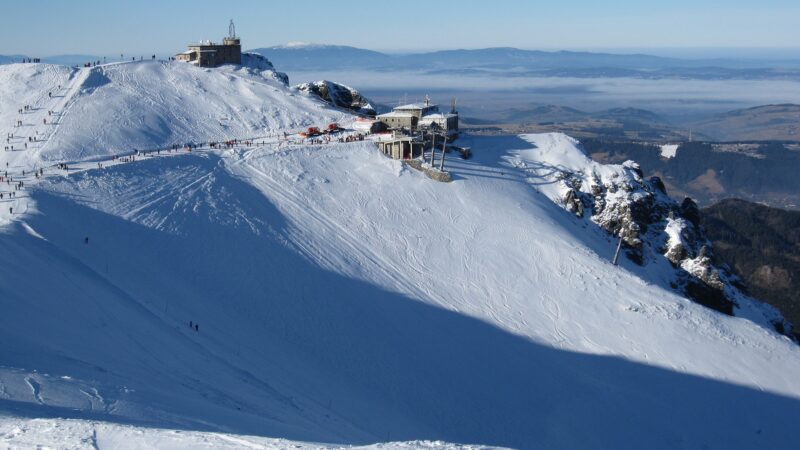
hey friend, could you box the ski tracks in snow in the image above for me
[229,150,437,306]
[24,376,44,405]
[79,387,106,412]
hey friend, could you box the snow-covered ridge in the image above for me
[506,133,790,334]
[0,58,348,166]
[271,42,352,50]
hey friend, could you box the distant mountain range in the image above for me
[41,54,102,65]
[248,44,800,80]
[692,104,800,141]
[5,44,799,80]
[0,54,101,66]
[464,103,800,143]
[251,44,391,71]
[497,104,666,124]
[583,138,800,209]
[4,46,798,142]
[0,54,27,64]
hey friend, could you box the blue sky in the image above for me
[1,0,798,56]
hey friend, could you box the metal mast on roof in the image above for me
[229,20,236,39]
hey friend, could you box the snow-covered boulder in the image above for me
[294,80,375,115]
[241,52,289,85]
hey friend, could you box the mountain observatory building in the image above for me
[176,20,242,67]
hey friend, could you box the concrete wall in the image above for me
[420,115,459,133]
[178,42,241,67]
[396,105,438,119]
[378,140,423,160]
[378,115,416,130]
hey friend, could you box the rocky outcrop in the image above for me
[559,160,666,255]
[241,53,289,86]
[294,80,375,115]
[521,135,792,335]
[564,161,743,311]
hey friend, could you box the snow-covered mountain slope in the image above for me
[503,133,788,331]
[0,63,74,167]
[0,59,345,167]
[2,59,800,449]
[0,417,487,450]
[0,137,798,449]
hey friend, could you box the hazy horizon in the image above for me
[1,0,798,57]
[4,45,800,64]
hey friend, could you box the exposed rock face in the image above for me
[509,134,792,337]
[560,159,662,255]
[680,197,701,227]
[294,80,375,116]
[571,155,790,332]
[571,164,740,310]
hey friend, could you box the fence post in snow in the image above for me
[439,127,447,171]
[612,235,624,266]
[430,131,436,166]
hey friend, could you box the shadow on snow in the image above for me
[0,152,797,449]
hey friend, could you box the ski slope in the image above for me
[0,417,491,450]
[1,59,345,168]
[1,60,800,449]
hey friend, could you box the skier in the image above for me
[84,237,89,244]
[195,324,199,332]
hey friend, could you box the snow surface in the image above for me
[1,61,800,449]
[0,417,493,450]
[0,60,346,167]
[660,143,679,158]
